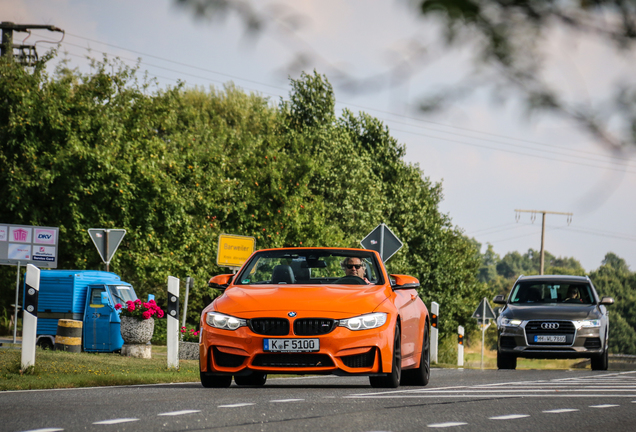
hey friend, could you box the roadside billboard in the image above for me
[0,224,59,268]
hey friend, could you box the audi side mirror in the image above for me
[493,295,506,305]
[600,296,614,305]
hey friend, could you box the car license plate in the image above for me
[535,335,566,343]
[263,338,319,352]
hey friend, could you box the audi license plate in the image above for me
[264,338,319,352]
[535,335,566,343]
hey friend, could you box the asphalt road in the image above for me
[2,368,636,432]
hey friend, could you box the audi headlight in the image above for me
[339,312,387,331]
[206,311,247,330]
[574,319,601,329]
[499,317,522,327]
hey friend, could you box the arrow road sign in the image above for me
[88,229,126,267]
[360,223,403,262]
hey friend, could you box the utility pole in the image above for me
[515,209,573,274]
[1,22,63,65]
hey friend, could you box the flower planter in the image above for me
[179,341,200,360]
[120,316,154,344]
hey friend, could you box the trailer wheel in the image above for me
[37,338,55,350]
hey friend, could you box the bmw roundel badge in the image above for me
[288,311,297,317]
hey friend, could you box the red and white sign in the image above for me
[9,227,32,243]
[8,244,31,260]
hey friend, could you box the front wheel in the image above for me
[591,349,608,371]
[200,371,232,388]
[401,324,430,386]
[234,371,267,386]
[497,350,517,370]
[370,324,401,388]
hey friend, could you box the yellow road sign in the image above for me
[217,234,256,268]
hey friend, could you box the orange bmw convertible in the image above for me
[199,247,430,388]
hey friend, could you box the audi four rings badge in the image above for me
[541,322,560,329]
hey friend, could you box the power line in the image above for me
[391,127,636,175]
[29,29,636,175]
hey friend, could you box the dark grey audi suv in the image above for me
[494,275,614,370]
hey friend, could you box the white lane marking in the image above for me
[93,418,139,425]
[489,414,530,420]
[218,403,255,408]
[427,422,469,428]
[589,404,620,408]
[21,429,64,432]
[345,394,636,399]
[157,410,201,416]
[270,399,305,403]
[543,409,579,413]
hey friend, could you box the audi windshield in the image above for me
[509,281,594,305]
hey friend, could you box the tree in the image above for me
[590,252,636,354]
[0,54,485,340]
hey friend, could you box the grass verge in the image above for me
[0,345,199,391]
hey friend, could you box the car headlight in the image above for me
[206,311,247,330]
[574,319,601,329]
[339,312,387,331]
[499,317,522,327]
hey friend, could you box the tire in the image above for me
[200,371,232,388]
[400,324,430,386]
[591,349,608,371]
[369,324,401,388]
[37,338,54,350]
[497,350,517,370]
[234,371,267,386]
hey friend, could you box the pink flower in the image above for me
[117,297,165,320]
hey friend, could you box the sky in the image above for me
[2,0,636,273]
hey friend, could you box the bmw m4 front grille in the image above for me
[249,318,290,336]
[293,318,336,336]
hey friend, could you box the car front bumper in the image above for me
[497,320,605,359]
[199,315,396,376]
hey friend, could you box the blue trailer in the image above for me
[31,270,138,352]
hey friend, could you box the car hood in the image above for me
[212,284,389,317]
[502,304,601,320]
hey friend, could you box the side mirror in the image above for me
[600,296,614,305]
[209,274,234,291]
[390,274,420,290]
[100,291,110,306]
[493,295,506,305]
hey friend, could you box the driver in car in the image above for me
[342,257,371,284]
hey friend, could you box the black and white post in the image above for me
[457,325,464,367]
[21,264,40,370]
[430,302,439,364]
[167,276,180,369]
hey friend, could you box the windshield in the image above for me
[235,249,383,285]
[509,281,594,305]
[108,285,137,304]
